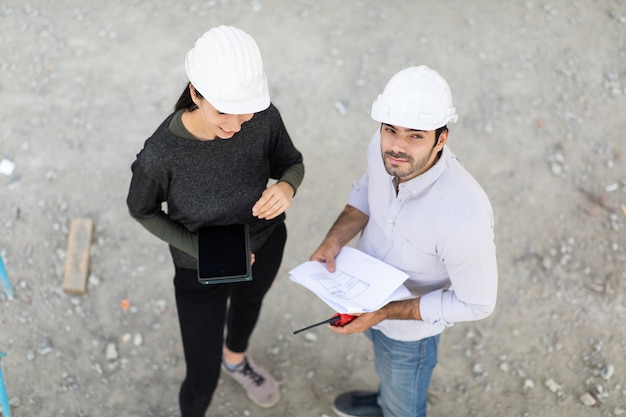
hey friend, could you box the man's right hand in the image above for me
[309,240,341,272]
[310,205,369,272]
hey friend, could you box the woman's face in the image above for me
[191,86,254,140]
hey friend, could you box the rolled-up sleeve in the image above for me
[419,215,498,326]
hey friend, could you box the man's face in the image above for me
[380,124,447,183]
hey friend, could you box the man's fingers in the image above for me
[325,257,336,272]
[310,246,338,272]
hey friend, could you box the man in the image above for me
[310,65,498,417]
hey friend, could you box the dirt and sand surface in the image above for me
[1,1,625,416]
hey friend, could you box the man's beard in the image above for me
[382,147,435,179]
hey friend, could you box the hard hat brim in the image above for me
[207,95,271,115]
[371,98,457,131]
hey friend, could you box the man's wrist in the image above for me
[383,297,422,321]
[414,297,422,321]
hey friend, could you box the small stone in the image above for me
[545,378,562,393]
[523,379,535,391]
[269,346,280,355]
[304,332,318,342]
[93,363,103,374]
[579,392,598,406]
[602,364,615,380]
[334,100,348,115]
[133,333,143,347]
[9,396,21,407]
[473,363,484,374]
[105,343,118,360]
[550,162,563,175]
[37,340,52,356]
[593,384,608,401]
[88,274,101,286]
[0,158,16,176]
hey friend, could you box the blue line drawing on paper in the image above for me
[312,271,369,300]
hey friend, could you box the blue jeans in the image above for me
[366,329,440,417]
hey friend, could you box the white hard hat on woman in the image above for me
[185,25,270,115]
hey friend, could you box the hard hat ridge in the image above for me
[185,25,270,114]
[371,65,457,131]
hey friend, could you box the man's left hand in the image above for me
[329,311,384,335]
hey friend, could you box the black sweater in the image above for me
[127,104,304,269]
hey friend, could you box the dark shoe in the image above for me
[332,390,383,417]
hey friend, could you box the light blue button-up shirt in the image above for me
[347,131,498,342]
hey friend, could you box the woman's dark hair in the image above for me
[174,82,202,112]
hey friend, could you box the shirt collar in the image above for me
[394,145,450,197]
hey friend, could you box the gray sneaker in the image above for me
[221,357,280,408]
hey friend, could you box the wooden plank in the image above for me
[62,218,94,294]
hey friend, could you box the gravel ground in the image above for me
[1,1,625,416]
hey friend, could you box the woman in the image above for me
[126,26,304,416]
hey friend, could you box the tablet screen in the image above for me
[197,224,251,284]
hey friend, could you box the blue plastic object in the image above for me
[0,352,11,417]
[0,255,13,300]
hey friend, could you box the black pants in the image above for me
[174,223,287,417]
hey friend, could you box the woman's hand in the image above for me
[252,181,294,220]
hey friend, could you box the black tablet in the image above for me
[197,224,252,284]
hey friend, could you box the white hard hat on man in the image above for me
[371,65,458,131]
[185,25,270,115]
